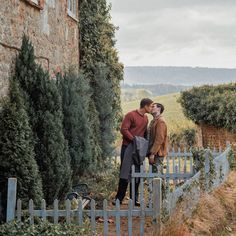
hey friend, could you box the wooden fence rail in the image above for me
[7,178,162,236]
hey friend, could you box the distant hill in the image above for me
[124,66,236,86]
[122,83,191,97]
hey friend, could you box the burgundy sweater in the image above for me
[120,110,148,146]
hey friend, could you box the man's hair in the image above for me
[154,103,165,114]
[140,98,153,108]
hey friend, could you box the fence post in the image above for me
[153,178,162,236]
[6,178,17,222]
[204,151,210,191]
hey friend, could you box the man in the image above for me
[148,103,168,172]
[113,98,153,206]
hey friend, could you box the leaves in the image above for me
[179,83,236,133]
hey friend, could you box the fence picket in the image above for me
[91,199,96,233]
[140,199,145,235]
[128,199,132,236]
[148,165,153,208]
[41,199,46,221]
[177,147,181,172]
[103,200,108,236]
[53,199,59,224]
[132,165,135,208]
[16,199,21,221]
[29,199,34,224]
[78,199,83,226]
[190,155,193,174]
[153,178,162,236]
[140,165,144,206]
[66,199,71,224]
[115,199,121,236]
[6,178,17,222]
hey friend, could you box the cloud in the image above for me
[108,0,236,68]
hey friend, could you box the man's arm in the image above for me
[150,121,166,155]
[120,113,134,141]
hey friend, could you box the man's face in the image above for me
[151,105,161,116]
[144,103,154,113]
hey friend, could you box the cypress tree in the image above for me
[0,80,43,215]
[57,72,92,180]
[14,35,71,203]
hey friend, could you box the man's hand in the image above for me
[149,154,155,164]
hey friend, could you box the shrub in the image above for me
[0,80,43,218]
[179,83,236,133]
[14,35,71,203]
[57,71,92,180]
[169,128,196,148]
[0,220,93,236]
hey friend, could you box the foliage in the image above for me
[0,80,43,216]
[79,0,123,164]
[57,71,92,180]
[179,83,236,133]
[0,219,93,236]
[14,35,71,203]
[191,148,216,191]
[169,128,196,148]
[80,163,120,206]
[228,149,236,170]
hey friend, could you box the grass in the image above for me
[122,93,195,134]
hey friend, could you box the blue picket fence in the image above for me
[5,145,231,236]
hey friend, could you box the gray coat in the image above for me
[120,136,148,180]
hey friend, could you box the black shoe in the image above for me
[135,201,140,207]
[112,199,122,206]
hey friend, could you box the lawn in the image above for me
[122,93,195,134]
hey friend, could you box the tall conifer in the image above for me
[14,35,71,203]
[0,80,43,213]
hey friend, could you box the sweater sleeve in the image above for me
[120,113,135,141]
[150,121,166,155]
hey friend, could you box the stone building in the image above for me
[197,123,236,149]
[0,0,80,97]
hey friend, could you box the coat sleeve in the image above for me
[150,121,166,155]
[120,113,134,141]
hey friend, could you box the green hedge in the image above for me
[179,83,236,133]
[0,220,93,236]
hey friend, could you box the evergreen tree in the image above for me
[57,72,92,180]
[0,80,43,214]
[14,35,71,203]
[79,0,123,165]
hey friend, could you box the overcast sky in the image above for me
[108,0,236,68]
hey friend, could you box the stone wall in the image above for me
[0,0,79,97]
[197,123,236,149]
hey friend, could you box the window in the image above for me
[68,0,78,21]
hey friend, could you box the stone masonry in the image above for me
[0,0,80,97]
[197,123,236,149]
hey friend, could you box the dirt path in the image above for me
[96,199,154,236]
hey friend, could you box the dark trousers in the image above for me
[115,145,140,203]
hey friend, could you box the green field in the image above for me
[122,93,195,134]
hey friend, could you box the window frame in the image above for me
[67,0,79,22]
[21,0,44,10]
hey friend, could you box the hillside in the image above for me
[124,66,236,86]
[122,93,194,133]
